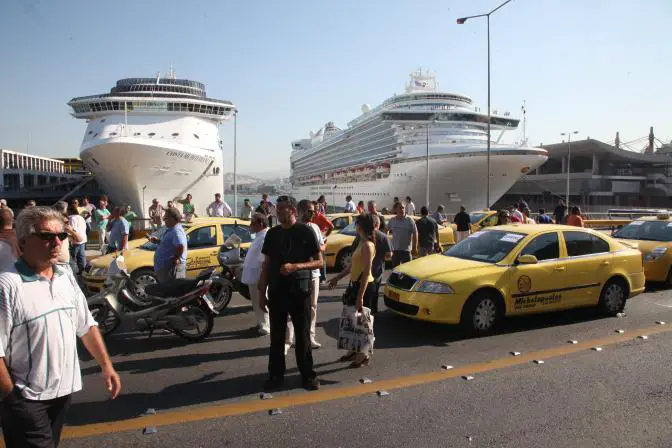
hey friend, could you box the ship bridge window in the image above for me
[93,133,98,138]
[148,132,156,137]
[100,119,106,123]
[134,132,141,136]
[109,132,117,136]
[172,133,179,137]
[193,134,200,139]
[88,131,93,135]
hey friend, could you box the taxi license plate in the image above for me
[388,291,400,301]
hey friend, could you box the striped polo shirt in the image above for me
[0,259,97,400]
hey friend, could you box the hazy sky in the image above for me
[0,0,669,177]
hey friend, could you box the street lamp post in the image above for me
[425,123,430,208]
[233,110,238,216]
[561,131,579,206]
[457,0,512,210]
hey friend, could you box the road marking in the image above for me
[654,303,672,308]
[53,324,672,441]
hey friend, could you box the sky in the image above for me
[0,0,670,178]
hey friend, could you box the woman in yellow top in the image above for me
[341,213,376,367]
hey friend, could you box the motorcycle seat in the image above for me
[145,278,203,298]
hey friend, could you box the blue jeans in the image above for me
[70,244,87,274]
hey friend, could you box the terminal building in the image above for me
[0,149,101,206]
[496,133,672,213]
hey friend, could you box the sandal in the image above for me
[339,352,357,362]
[349,355,371,368]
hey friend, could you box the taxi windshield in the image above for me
[613,221,672,242]
[443,230,526,263]
[340,222,358,236]
[469,212,487,223]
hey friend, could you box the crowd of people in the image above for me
[493,199,586,228]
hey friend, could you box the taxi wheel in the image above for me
[460,291,503,335]
[598,278,628,316]
[336,248,353,271]
[130,268,158,299]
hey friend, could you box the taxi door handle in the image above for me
[601,261,611,266]
[554,266,566,272]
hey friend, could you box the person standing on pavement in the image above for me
[177,193,198,221]
[0,206,121,448]
[241,213,271,335]
[454,206,472,243]
[343,195,356,213]
[311,201,334,283]
[153,207,188,282]
[567,206,585,227]
[258,196,322,391]
[106,206,130,254]
[405,196,416,216]
[387,201,418,267]
[316,195,328,214]
[554,199,567,224]
[240,199,254,219]
[523,208,536,224]
[92,195,110,254]
[52,201,73,265]
[80,196,96,235]
[433,204,447,225]
[537,208,553,224]
[67,203,88,274]
[511,203,525,222]
[0,208,19,272]
[297,200,325,349]
[207,193,233,217]
[416,206,441,256]
[367,200,386,232]
[330,213,391,315]
[123,205,138,239]
[149,199,164,230]
[356,200,365,214]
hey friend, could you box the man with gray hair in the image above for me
[0,208,19,272]
[153,207,188,282]
[0,206,121,447]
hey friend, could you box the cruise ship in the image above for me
[290,70,548,211]
[68,69,235,216]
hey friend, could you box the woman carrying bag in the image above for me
[332,213,376,368]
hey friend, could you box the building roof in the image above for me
[539,139,671,164]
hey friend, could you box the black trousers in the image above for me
[0,389,71,448]
[391,250,412,268]
[268,282,316,381]
[349,281,377,310]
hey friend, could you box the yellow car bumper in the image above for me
[383,285,465,324]
[643,261,669,283]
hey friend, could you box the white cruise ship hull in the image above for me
[81,138,222,216]
[292,144,547,212]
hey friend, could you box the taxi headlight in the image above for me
[89,267,108,277]
[644,247,668,262]
[416,281,454,294]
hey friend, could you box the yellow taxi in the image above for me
[325,218,457,270]
[612,214,672,284]
[83,218,252,297]
[384,224,645,334]
[326,213,357,233]
[467,210,498,232]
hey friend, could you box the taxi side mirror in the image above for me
[517,254,538,265]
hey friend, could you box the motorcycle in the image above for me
[87,255,218,342]
[208,234,251,312]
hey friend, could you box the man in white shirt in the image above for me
[207,193,233,217]
[405,196,417,216]
[298,200,325,349]
[242,213,270,335]
[68,202,88,274]
[343,195,356,213]
[0,206,121,447]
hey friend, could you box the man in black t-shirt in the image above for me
[416,206,441,256]
[259,196,322,391]
[454,206,471,242]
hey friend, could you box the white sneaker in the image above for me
[311,340,322,349]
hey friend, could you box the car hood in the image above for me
[394,254,500,281]
[89,247,153,270]
[615,238,667,252]
[326,232,355,247]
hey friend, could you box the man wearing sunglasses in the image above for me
[0,206,121,447]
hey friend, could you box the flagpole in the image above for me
[124,101,128,136]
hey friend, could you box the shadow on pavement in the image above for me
[66,361,349,426]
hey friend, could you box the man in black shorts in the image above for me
[259,196,322,391]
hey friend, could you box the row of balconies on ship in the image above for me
[508,172,672,197]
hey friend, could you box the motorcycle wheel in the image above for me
[173,301,214,342]
[209,281,233,312]
[89,304,121,336]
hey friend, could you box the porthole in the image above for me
[88,130,93,135]
[193,134,200,139]
[172,133,179,137]
[148,132,156,137]
[134,132,141,136]
[109,132,117,136]
[93,133,98,138]
[101,119,106,123]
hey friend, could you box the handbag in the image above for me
[338,305,375,354]
[341,274,363,305]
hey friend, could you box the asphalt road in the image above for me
[17,274,672,447]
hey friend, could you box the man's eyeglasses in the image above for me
[33,232,68,242]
